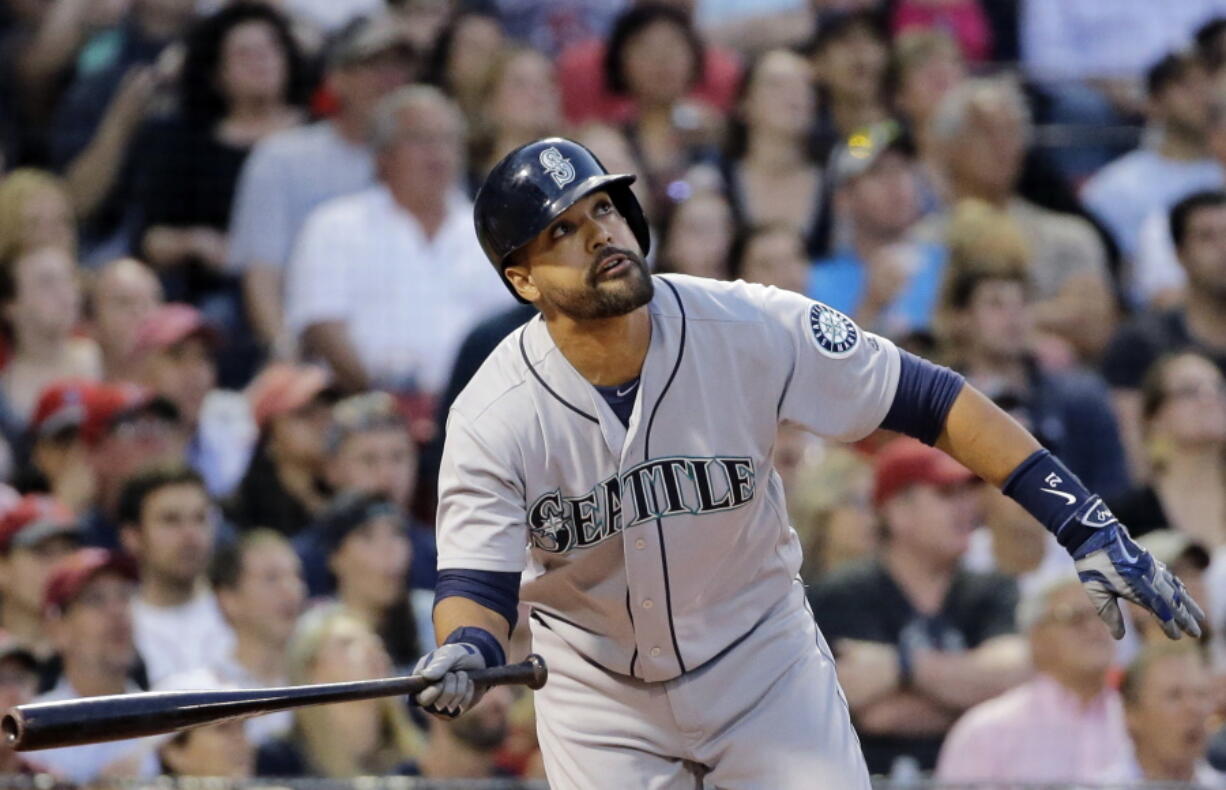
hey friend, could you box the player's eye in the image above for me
[595,199,614,214]
[551,221,572,239]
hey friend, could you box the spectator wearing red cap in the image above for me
[0,245,101,428]
[117,464,234,685]
[132,303,256,498]
[84,258,164,384]
[228,363,335,536]
[33,548,159,785]
[0,494,78,662]
[808,438,1028,777]
[26,379,187,549]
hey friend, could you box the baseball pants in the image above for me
[531,583,872,790]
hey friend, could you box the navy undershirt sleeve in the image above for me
[879,350,966,446]
[434,569,521,632]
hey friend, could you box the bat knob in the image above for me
[2,712,20,747]
[525,654,548,690]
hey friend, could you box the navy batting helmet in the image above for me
[473,137,651,303]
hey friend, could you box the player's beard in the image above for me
[543,246,654,321]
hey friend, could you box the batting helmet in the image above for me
[474,137,651,303]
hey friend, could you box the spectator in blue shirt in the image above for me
[809,121,945,343]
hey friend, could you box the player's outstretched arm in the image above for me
[933,384,1205,641]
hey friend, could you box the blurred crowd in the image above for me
[1,0,1226,786]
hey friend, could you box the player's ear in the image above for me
[503,260,539,303]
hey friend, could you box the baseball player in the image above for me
[411,137,1204,788]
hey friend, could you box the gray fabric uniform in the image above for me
[437,274,901,788]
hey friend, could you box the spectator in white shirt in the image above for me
[1081,52,1224,264]
[285,85,509,397]
[161,529,305,746]
[227,13,417,354]
[34,548,159,784]
[1127,98,1226,307]
[117,464,234,685]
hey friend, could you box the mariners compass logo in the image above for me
[808,303,859,358]
[539,146,576,188]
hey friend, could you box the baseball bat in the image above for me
[3,654,547,752]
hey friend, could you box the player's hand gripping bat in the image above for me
[3,654,547,751]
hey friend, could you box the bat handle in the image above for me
[470,653,548,692]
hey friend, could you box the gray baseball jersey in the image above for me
[437,274,901,682]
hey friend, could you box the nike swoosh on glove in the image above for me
[1074,523,1206,640]
[412,642,486,717]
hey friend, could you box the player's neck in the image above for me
[546,307,652,387]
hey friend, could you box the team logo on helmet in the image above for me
[539,146,576,188]
[808,303,859,358]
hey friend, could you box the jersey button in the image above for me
[650,647,661,657]
[642,599,653,609]
[634,539,646,550]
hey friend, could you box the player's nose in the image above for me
[584,217,615,255]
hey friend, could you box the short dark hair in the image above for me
[208,528,292,592]
[180,1,310,123]
[805,9,888,59]
[604,4,704,96]
[117,464,207,528]
[1146,50,1203,98]
[1170,189,1226,248]
[1196,17,1226,70]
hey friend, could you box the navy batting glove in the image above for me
[1073,523,1205,641]
[1004,449,1205,641]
